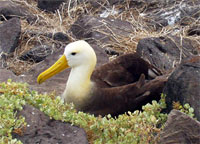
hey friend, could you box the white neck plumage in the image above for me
[62,64,94,109]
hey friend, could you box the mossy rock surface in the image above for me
[12,105,88,144]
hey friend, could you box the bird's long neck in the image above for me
[62,65,94,109]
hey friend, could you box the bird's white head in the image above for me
[37,40,97,84]
[64,40,97,69]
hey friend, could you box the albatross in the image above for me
[37,40,167,116]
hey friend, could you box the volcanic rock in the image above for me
[12,105,88,144]
[187,25,200,36]
[136,36,199,72]
[144,1,200,29]
[0,69,22,83]
[20,45,53,63]
[69,15,133,53]
[53,32,69,42]
[37,0,65,12]
[156,109,200,144]
[0,18,21,54]
[0,1,35,22]
[163,56,200,121]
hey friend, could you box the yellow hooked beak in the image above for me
[37,55,69,84]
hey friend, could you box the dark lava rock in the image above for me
[20,45,53,63]
[0,18,21,54]
[162,6,199,26]
[87,0,123,8]
[0,69,22,83]
[144,1,200,29]
[105,47,120,56]
[0,54,7,68]
[187,25,200,36]
[69,15,133,48]
[21,44,108,95]
[143,0,200,29]
[108,0,124,5]
[0,1,34,21]
[87,0,109,9]
[88,0,142,10]
[136,36,200,72]
[163,56,200,121]
[38,0,65,12]
[155,109,200,144]
[53,32,69,42]
[12,105,88,144]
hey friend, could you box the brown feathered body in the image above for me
[81,53,167,116]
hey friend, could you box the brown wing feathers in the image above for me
[85,52,167,116]
[92,53,156,88]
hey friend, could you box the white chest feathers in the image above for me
[61,66,94,109]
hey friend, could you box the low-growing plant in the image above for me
[173,101,195,118]
[0,80,194,144]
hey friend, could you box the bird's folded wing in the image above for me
[86,74,168,116]
[91,53,158,88]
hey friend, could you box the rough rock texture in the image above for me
[156,110,200,144]
[0,54,7,69]
[136,36,200,72]
[108,0,124,5]
[0,18,21,54]
[187,25,200,36]
[22,44,108,95]
[53,32,69,42]
[144,1,200,29]
[38,0,65,12]
[87,0,109,9]
[0,1,34,21]
[0,69,22,83]
[20,45,53,63]
[19,31,69,63]
[12,105,88,144]
[163,56,200,121]
[87,0,124,8]
[69,15,133,52]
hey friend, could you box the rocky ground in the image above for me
[0,0,200,143]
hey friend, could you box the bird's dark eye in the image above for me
[71,52,76,56]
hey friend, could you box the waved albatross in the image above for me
[37,40,167,116]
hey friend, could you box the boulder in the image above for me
[0,1,35,22]
[12,105,88,144]
[21,44,108,95]
[108,0,124,5]
[136,36,199,72]
[69,15,133,53]
[22,31,70,43]
[0,69,22,83]
[18,31,70,63]
[0,54,7,69]
[53,32,69,42]
[88,0,123,8]
[37,0,66,12]
[143,1,200,29]
[87,0,108,9]
[155,110,200,144]
[163,56,200,121]
[187,25,200,36]
[19,45,53,63]
[0,18,21,54]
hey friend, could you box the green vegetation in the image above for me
[0,80,194,144]
[172,101,195,118]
